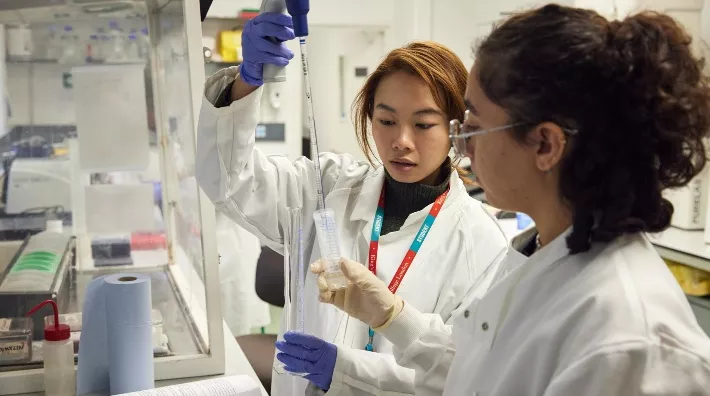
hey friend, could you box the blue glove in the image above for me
[240,13,295,86]
[275,332,338,391]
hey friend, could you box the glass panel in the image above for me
[151,0,210,352]
[0,0,210,373]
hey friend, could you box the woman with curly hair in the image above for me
[309,4,710,395]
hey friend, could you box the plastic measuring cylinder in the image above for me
[313,209,347,290]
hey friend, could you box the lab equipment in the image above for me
[6,25,33,61]
[86,34,102,62]
[312,209,347,290]
[44,310,170,356]
[0,0,225,393]
[107,21,127,62]
[58,25,81,64]
[28,300,75,396]
[283,0,347,290]
[138,28,150,60]
[91,236,133,267]
[260,0,288,83]
[126,32,140,61]
[4,158,72,215]
[0,230,73,340]
[665,167,708,230]
[45,25,60,60]
[77,274,154,395]
[275,331,337,390]
[216,30,243,62]
[272,208,308,377]
[239,13,294,86]
[0,317,32,365]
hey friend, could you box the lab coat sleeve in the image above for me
[367,240,507,396]
[378,305,454,396]
[196,67,368,254]
[543,342,710,395]
[326,347,415,396]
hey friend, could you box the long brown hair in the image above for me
[352,41,470,181]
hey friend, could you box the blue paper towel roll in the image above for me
[77,273,154,395]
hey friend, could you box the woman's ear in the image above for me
[528,122,567,172]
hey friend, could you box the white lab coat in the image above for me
[195,67,509,396]
[382,228,710,395]
[216,212,271,336]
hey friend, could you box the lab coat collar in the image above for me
[506,226,573,284]
[348,166,466,225]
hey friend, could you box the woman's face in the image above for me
[463,65,540,211]
[371,71,451,185]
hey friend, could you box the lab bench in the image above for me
[0,240,266,396]
[13,321,268,396]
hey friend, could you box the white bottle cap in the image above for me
[45,219,63,233]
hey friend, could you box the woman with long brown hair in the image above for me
[196,12,507,396]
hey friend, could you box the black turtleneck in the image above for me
[381,163,452,236]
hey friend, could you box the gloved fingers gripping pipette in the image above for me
[240,12,295,87]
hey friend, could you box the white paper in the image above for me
[85,184,154,234]
[73,64,150,172]
[115,376,261,396]
[0,318,11,332]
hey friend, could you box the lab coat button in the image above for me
[481,322,489,331]
[464,310,470,318]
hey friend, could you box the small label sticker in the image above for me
[0,341,26,356]
[0,318,11,332]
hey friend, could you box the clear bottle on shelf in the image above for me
[45,25,59,60]
[86,34,101,63]
[139,27,150,60]
[58,25,79,64]
[106,21,126,62]
[98,28,111,61]
[126,32,140,61]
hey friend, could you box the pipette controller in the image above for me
[259,0,287,83]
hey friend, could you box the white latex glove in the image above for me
[311,258,404,329]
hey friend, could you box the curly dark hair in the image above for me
[476,4,710,254]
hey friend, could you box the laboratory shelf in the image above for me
[649,228,710,273]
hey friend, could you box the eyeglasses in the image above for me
[449,110,525,158]
[448,110,578,158]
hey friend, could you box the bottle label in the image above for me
[0,341,27,357]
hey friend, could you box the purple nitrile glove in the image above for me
[275,331,337,391]
[240,12,295,86]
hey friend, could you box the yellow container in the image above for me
[216,30,242,62]
[666,259,710,296]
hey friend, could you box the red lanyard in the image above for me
[365,185,449,351]
[368,186,450,293]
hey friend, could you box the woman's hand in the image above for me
[275,332,337,391]
[239,12,295,87]
[311,258,404,329]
